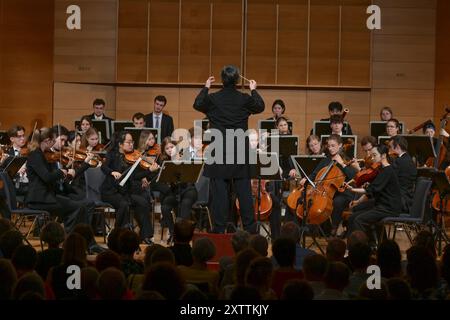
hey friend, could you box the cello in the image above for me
[235,179,273,221]
[293,161,346,225]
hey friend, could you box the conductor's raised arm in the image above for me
[193,76,215,113]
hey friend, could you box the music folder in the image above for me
[2,156,27,179]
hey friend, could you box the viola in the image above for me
[124,150,159,170]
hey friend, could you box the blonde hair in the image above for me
[80,127,99,149]
[138,130,155,152]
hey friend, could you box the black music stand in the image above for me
[91,120,110,144]
[378,135,392,146]
[249,152,282,239]
[156,160,204,220]
[313,120,350,137]
[370,121,405,138]
[0,131,10,145]
[291,155,327,254]
[398,134,437,166]
[258,119,293,134]
[429,170,450,255]
[112,121,134,134]
[1,156,27,180]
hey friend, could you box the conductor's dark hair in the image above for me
[392,135,408,152]
[328,102,343,112]
[93,98,105,107]
[221,65,240,87]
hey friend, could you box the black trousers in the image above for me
[347,205,396,236]
[102,192,153,240]
[28,195,88,234]
[266,181,282,240]
[330,190,355,229]
[161,187,197,235]
[210,178,256,234]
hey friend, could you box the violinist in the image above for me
[138,130,159,156]
[100,131,157,245]
[299,134,359,236]
[80,127,105,160]
[25,127,91,233]
[156,137,198,243]
[389,136,417,212]
[68,130,82,150]
[354,136,377,169]
[1,125,29,197]
[345,144,402,238]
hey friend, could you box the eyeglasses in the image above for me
[124,140,134,145]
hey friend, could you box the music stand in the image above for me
[291,155,327,253]
[320,135,357,159]
[258,119,293,134]
[112,121,134,134]
[397,134,437,166]
[265,135,299,158]
[124,127,161,148]
[378,135,392,146]
[0,131,9,145]
[313,120,350,137]
[248,152,282,238]
[91,120,110,144]
[1,156,27,179]
[157,161,204,219]
[370,121,405,138]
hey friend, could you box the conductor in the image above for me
[193,65,265,234]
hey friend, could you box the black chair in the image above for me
[0,172,50,241]
[84,167,115,243]
[192,176,212,232]
[378,177,433,244]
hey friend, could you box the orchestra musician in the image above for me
[132,112,146,128]
[380,106,394,121]
[100,131,157,244]
[389,136,417,212]
[193,65,265,234]
[25,127,92,233]
[313,102,353,135]
[306,135,324,156]
[330,115,351,136]
[156,137,198,244]
[267,99,286,121]
[345,144,402,238]
[79,115,93,134]
[144,95,174,140]
[386,118,401,137]
[299,134,360,236]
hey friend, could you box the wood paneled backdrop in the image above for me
[1,0,447,157]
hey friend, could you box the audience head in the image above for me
[12,273,45,300]
[326,238,346,262]
[173,219,195,244]
[231,230,250,254]
[303,254,328,281]
[347,231,369,251]
[235,248,260,286]
[136,290,166,300]
[143,244,164,270]
[40,221,65,248]
[281,279,314,300]
[387,278,412,300]
[245,257,273,291]
[81,267,99,300]
[72,223,96,247]
[413,230,436,258]
[348,242,372,271]
[280,222,301,244]
[180,286,208,301]
[150,247,176,266]
[377,240,402,278]
[95,250,121,273]
[107,228,125,254]
[230,286,261,300]
[62,232,87,267]
[97,267,126,300]
[358,280,388,300]
[192,238,216,264]
[249,234,268,257]
[0,230,24,259]
[324,262,350,291]
[118,229,140,257]
[0,258,17,300]
[272,237,296,268]
[11,245,37,276]
[406,245,438,294]
[142,262,186,300]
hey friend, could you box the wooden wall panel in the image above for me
[54,0,117,82]
[179,0,211,83]
[308,0,340,85]
[340,2,371,86]
[148,0,179,82]
[277,0,308,85]
[53,83,116,130]
[0,0,54,133]
[117,0,148,82]
[245,0,277,84]
[210,0,243,77]
[373,35,435,63]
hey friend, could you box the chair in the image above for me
[193,176,212,232]
[378,177,433,244]
[0,172,50,241]
[84,167,115,243]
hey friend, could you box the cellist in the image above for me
[299,134,360,237]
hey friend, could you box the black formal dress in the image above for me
[100,151,154,240]
[193,85,265,233]
[25,149,88,233]
[347,165,402,236]
[392,152,417,212]
[143,112,174,140]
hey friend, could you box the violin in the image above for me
[146,144,161,157]
[124,150,159,170]
[338,162,382,192]
[236,179,272,221]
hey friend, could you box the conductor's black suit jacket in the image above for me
[193,86,265,179]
